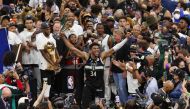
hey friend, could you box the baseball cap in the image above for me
[41,22,50,29]
[107,16,115,22]
[25,15,34,21]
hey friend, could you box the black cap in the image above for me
[41,22,50,29]
[25,15,34,21]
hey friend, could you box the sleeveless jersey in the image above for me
[84,56,104,88]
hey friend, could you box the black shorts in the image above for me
[81,81,104,109]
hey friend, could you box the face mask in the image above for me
[174,14,180,19]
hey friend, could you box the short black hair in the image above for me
[37,102,49,109]
[144,67,152,77]
[17,103,28,109]
[46,0,54,7]
[96,23,104,29]
[173,69,185,81]
[89,42,100,50]
[96,23,104,27]
[91,4,102,15]
[3,51,16,66]
[1,15,10,24]
[118,16,127,21]
[125,99,138,109]
[24,15,34,22]
[180,16,190,25]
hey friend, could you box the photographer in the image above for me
[3,51,24,91]
[149,80,174,109]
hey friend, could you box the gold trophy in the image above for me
[44,42,61,73]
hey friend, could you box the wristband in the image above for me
[113,39,127,51]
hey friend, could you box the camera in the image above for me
[18,67,33,82]
[51,93,76,109]
[151,93,173,109]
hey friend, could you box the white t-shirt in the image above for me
[127,71,139,94]
[8,31,22,45]
[51,4,59,14]
[20,29,40,65]
[146,77,158,106]
[147,45,159,56]
[36,33,56,70]
[29,0,59,14]
[64,23,83,38]
[29,0,45,8]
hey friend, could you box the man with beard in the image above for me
[63,12,83,38]
[151,0,172,20]
[65,0,82,13]
[36,22,61,97]
[60,30,128,109]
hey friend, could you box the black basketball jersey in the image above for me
[84,56,104,88]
